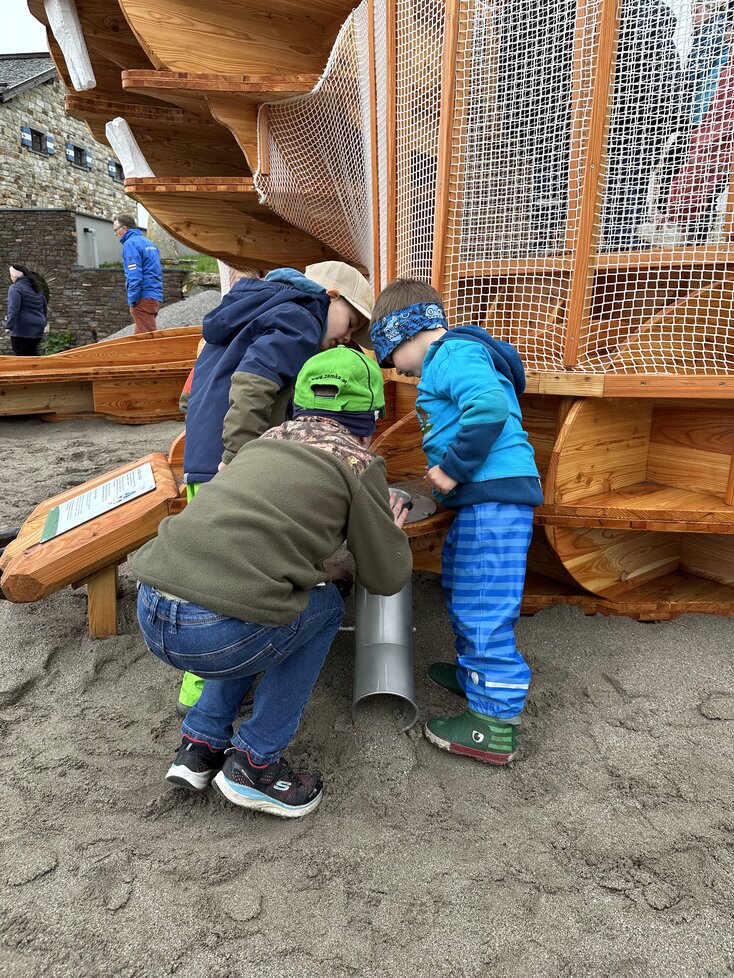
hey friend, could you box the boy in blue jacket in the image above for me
[113,214,163,334]
[176,260,374,714]
[370,279,543,765]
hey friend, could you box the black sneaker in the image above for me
[213,749,323,818]
[165,737,225,791]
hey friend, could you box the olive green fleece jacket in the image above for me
[131,439,412,625]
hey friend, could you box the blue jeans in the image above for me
[137,582,344,763]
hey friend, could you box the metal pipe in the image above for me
[353,578,418,731]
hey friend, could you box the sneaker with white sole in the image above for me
[213,749,323,818]
[165,737,225,790]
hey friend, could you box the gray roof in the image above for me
[0,53,56,103]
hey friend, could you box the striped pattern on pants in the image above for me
[442,501,534,721]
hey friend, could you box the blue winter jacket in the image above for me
[120,228,163,306]
[416,326,543,509]
[183,269,330,483]
[6,277,47,339]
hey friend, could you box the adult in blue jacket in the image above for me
[113,214,163,334]
[6,264,47,356]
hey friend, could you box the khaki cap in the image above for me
[305,261,374,349]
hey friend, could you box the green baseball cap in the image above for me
[294,347,386,418]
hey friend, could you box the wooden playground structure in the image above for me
[6,0,734,625]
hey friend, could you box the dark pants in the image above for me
[11,336,41,356]
[130,298,161,334]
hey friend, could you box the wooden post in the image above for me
[562,0,622,367]
[86,564,119,639]
[431,0,460,297]
[367,0,381,293]
[257,105,270,177]
[386,0,397,280]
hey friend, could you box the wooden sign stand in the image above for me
[0,454,181,638]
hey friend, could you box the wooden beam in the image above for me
[385,0,397,280]
[563,0,622,366]
[367,0,381,292]
[85,564,119,639]
[431,0,460,296]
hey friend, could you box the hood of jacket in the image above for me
[202,269,329,346]
[429,325,526,396]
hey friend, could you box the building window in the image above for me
[20,127,55,155]
[65,143,93,170]
[107,159,124,182]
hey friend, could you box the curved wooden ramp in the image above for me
[125,177,345,270]
[0,326,201,422]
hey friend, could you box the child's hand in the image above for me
[217,461,227,472]
[389,491,409,529]
[425,465,457,494]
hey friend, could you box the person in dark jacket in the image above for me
[5,264,48,356]
[113,214,163,334]
[174,260,374,716]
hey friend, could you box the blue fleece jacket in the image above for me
[184,269,330,483]
[6,277,47,338]
[120,228,163,306]
[416,326,542,509]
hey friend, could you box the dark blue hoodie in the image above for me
[184,269,330,483]
[6,277,47,338]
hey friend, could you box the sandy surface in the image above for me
[0,416,732,978]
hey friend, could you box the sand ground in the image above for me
[0,416,732,978]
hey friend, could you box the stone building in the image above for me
[0,53,182,349]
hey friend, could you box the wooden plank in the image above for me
[118,0,339,74]
[92,377,186,421]
[122,69,321,94]
[0,382,94,416]
[372,410,427,482]
[128,185,344,271]
[563,0,622,366]
[85,564,118,639]
[551,399,652,504]
[430,0,459,295]
[0,454,179,602]
[680,534,734,586]
[539,483,734,524]
[548,525,681,598]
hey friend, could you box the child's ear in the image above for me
[325,288,341,300]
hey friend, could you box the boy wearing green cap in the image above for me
[133,347,411,819]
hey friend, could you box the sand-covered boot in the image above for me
[176,671,205,716]
[424,709,518,765]
[427,662,463,696]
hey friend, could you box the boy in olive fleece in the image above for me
[133,347,411,819]
[176,261,374,715]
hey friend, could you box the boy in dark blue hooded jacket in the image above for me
[370,279,543,766]
[176,261,373,713]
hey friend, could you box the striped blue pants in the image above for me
[442,502,534,722]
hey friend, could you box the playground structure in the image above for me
[18,0,734,620]
[0,326,200,421]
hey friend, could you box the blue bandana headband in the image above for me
[369,302,447,366]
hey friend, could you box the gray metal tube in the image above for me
[352,579,418,731]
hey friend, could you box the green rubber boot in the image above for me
[426,662,463,696]
[176,671,205,716]
[424,709,518,765]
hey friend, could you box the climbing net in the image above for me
[259,0,734,374]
